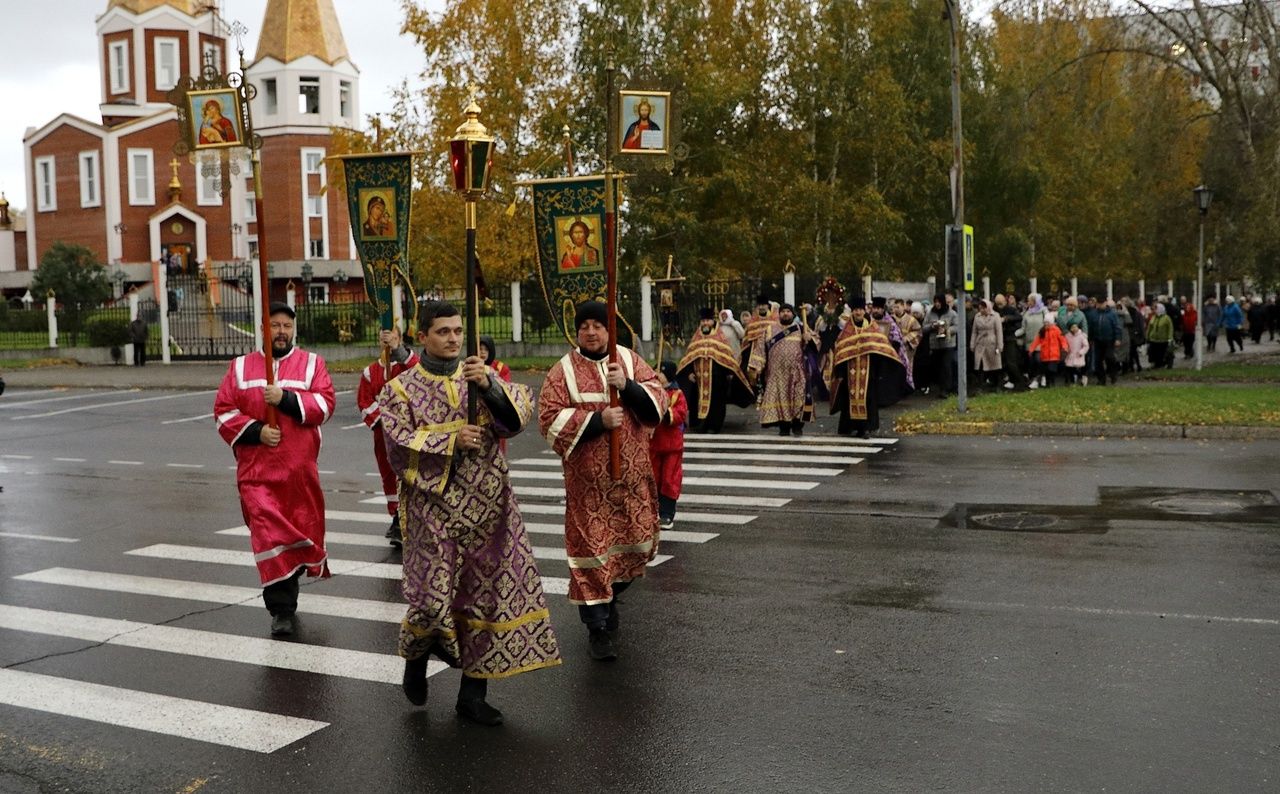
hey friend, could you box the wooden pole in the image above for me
[604,52,621,479]
[251,151,277,428]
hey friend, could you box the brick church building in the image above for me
[8,0,362,319]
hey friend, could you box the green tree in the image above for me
[30,242,111,346]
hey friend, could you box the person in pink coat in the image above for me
[1063,322,1091,386]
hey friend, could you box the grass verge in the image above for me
[897,384,1280,429]
[1138,357,1280,383]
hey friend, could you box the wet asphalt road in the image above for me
[0,382,1278,793]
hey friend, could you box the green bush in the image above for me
[85,316,130,347]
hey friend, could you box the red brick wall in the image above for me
[29,126,107,264]
[16,231,29,271]
[256,133,351,262]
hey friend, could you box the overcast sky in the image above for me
[0,0,438,213]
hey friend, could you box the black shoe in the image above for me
[270,613,295,637]
[588,629,617,661]
[456,698,504,726]
[385,515,402,548]
[402,657,428,706]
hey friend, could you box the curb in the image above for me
[896,419,1280,440]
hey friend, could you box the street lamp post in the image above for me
[448,86,495,424]
[1193,184,1212,371]
[944,0,968,411]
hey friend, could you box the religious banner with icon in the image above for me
[332,152,418,332]
[523,174,635,345]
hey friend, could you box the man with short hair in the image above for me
[214,302,335,637]
[355,325,419,547]
[379,301,561,724]
[748,302,814,436]
[539,301,665,662]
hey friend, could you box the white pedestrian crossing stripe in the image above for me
[122,543,574,591]
[0,603,436,685]
[507,468,820,491]
[0,667,328,754]
[512,457,845,477]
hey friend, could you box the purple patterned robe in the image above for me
[378,363,561,679]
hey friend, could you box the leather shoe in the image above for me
[456,698,504,726]
[588,629,617,661]
[269,613,294,637]
[385,515,402,548]
[402,657,428,706]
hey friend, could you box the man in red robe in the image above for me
[214,302,335,637]
[538,301,665,662]
[355,325,419,548]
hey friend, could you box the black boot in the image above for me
[588,628,618,661]
[605,600,620,637]
[385,512,402,548]
[402,656,428,706]
[456,675,503,726]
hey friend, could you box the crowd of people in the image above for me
[695,287,1278,404]
[209,288,1277,728]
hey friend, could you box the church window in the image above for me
[155,38,179,91]
[299,76,320,114]
[340,81,352,118]
[35,156,56,212]
[201,41,222,71]
[79,151,100,208]
[109,41,130,94]
[127,149,155,206]
[263,78,278,115]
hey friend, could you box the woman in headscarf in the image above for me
[1145,303,1175,369]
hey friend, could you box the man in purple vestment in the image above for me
[378,301,561,726]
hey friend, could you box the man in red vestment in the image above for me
[538,301,665,662]
[356,325,420,547]
[214,302,335,637]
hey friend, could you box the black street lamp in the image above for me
[1193,184,1212,370]
[449,85,495,423]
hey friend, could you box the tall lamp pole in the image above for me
[449,86,495,424]
[944,0,968,412]
[1193,185,1212,371]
